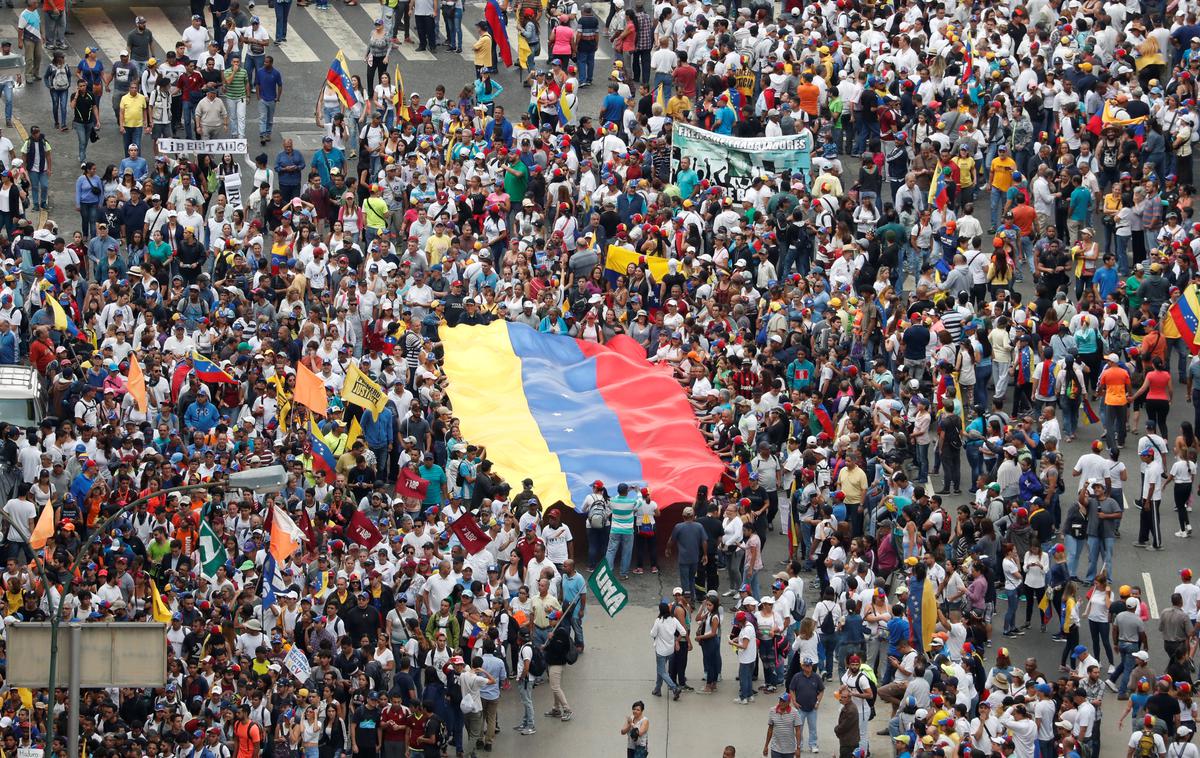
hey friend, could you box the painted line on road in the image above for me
[253,11,322,63]
[349,2,434,61]
[131,7,188,58]
[11,117,26,140]
[71,8,128,63]
[1142,571,1160,619]
[301,4,367,59]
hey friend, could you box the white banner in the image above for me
[156,138,247,155]
[282,645,311,682]
[670,123,812,201]
[223,172,243,210]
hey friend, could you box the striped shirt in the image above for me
[223,67,249,100]
[609,495,637,535]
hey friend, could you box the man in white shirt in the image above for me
[2,484,36,562]
[182,15,212,62]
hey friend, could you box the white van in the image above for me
[0,365,44,428]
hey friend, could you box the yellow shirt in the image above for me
[666,94,692,120]
[989,155,1017,191]
[425,233,452,265]
[951,155,976,188]
[837,465,868,505]
[120,92,147,128]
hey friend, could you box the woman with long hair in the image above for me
[1084,573,1116,668]
[1131,356,1172,438]
[1059,581,1081,671]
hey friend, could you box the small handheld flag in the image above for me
[308,416,337,477]
[191,352,236,384]
[326,50,358,108]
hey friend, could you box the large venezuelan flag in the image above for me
[1168,285,1200,355]
[441,321,723,509]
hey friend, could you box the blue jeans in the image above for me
[577,48,596,84]
[29,171,48,208]
[122,126,143,153]
[441,6,462,49]
[1060,395,1081,438]
[913,443,929,483]
[990,187,1006,230]
[245,54,264,89]
[605,531,634,575]
[518,678,534,728]
[1065,535,1084,579]
[738,660,755,700]
[742,567,759,598]
[678,561,697,599]
[653,652,678,695]
[1085,535,1115,583]
[1003,586,1020,633]
[966,444,984,485]
[798,709,818,749]
[1110,641,1139,696]
[568,605,584,646]
[50,88,69,128]
[1114,234,1131,276]
[0,82,12,121]
[651,72,671,99]
[586,526,608,568]
[699,636,721,685]
[259,99,277,136]
[73,121,92,163]
[274,0,292,39]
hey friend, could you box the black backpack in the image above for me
[526,643,547,677]
[818,601,836,636]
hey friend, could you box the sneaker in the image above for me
[1108,665,1115,674]
[1104,679,1117,692]
[632,568,643,575]
[651,567,659,573]
[811,748,820,754]
[672,688,681,701]
[1176,531,1189,538]
[519,728,536,736]
[560,710,573,721]
[722,590,736,597]
[1134,541,1149,548]
[733,698,747,704]
[544,709,561,717]
[1150,546,1166,551]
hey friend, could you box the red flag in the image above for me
[298,509,317,546]
[395,467,430,500]
[448,512,491,555]
[170,361,191,402]
[347,510,384,551]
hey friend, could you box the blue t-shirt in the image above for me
[600,93,625,125]
[256,66,283,101]
[1069,186,1093,222]
[676,168,699,199]
[886,616,910,657]
[712,105,736,135]
[1094,265,1118,299]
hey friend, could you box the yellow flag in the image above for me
[342,363,387,415]
[30,504,55,550]
[150,580,172,623]
[345,416,363,451]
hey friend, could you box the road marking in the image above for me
[301,4,367,59]
[1142,571,1160,619]
[458,25,477,61]
[254,10,321,62]
[349,2,435,61]
[71,8,128,62]
[130,7,187,57]
[11,117,26,140]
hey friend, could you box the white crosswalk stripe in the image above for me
[130,7,189,56]
[300,5,367,58]
[71,8,127,62]
[347,2,434,61]
[254,11,321,62]
[60,3,615,78]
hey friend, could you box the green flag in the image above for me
[198,519,228,581]
[586,559,629,617]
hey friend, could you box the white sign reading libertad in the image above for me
[156,138,248,154]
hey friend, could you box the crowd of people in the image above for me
[3,0,1200,755]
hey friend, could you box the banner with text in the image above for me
[586,559,629,617]
[156,138,248,155]
[670,123,810,202]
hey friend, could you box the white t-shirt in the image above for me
[2,497,35,542]
[737,624,758,664]
[540,524,573,565]
[1143,458,1165,501]
[650,616,685,657]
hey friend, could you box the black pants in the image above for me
[367,55,387,94]
[1146,398,1170,439]
[1060,624,1080,667]
[1013,381,1034,416]
[669,643,689,687]
[395,1,411,37]
[1138,499,1162,548]
[631,49,650,84]
[415,14,436,50]
[1175,482,1193,531]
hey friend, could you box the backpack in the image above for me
[525,643,547,677]
[565,643,579,665]
[51,65,70,90]
[587,497,609,529]
[818,601,836,636]
[1135,729,1157,758]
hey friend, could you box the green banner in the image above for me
[587,559,629,617]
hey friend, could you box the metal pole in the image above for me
[68,623,81,758]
